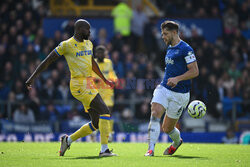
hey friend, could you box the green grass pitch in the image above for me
[0,142,249,167]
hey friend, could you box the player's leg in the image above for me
[59,120,97,156]
[162,91,190,155]
[108,106,114,142]
[145,102,165,156]
[162,114,182,155]
[60,111,97,156]
[89,94,117,156]
[89,109,99,142]
[145,85,167,156]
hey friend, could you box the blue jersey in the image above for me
[161,40,196,93]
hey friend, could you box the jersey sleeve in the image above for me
[184,47,196,64]
[54,41,66,56]
[89,41,94,55]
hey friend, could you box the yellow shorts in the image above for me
[98,88,114,107]
[70,77,98,110]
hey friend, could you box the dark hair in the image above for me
[95,45,106,52]
[161,20,179,32]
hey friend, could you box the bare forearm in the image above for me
[28,60,49,80]
[92,57,107,82]
[26,51,59,84]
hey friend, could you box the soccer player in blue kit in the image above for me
[145,21,199,156]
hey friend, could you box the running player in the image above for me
[25,19,117,157]
[92,45,117,142]
[144,20,199,156]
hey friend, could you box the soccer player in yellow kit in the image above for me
[92,45,117,141]
[25,19,117,157]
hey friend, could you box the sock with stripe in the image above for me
[99,114,111,152]
[69,122,96,144]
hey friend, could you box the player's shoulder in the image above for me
[86,40,93,46]
[58,37,73,46]
[179,40,193,51]
[180,41,192,50]
[104,58,112,63]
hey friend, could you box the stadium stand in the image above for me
[0,0,249,136]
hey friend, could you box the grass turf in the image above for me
[0,142,249,167]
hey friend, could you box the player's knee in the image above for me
[151,105,163,118]
[92,120,99,129]
[100,105,110,115]
[162,126,173,134]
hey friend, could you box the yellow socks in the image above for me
[110,119,114,133]
[99,114,111,145]
[70,122,96,141]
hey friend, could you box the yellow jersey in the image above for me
[54,37,98,110]
[92,58,117,107]
[54,37,93,78]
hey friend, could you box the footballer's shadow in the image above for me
[153,155,208,159]
[65,156,107,160]
[171,155,208,159]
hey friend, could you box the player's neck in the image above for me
[73,34,84,42]
[171,37,181,47]
[97,58,104,62]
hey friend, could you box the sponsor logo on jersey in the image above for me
[165,57,174,65]
[76,50,92,57]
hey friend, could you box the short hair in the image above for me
[95,45,106,52]
[161,21,179,32]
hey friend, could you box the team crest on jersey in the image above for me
[188,51,194,56]
[165,57,174,65]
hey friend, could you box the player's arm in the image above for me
[92,56,114,88]
[25,51,60,90]
[167,61,199,88]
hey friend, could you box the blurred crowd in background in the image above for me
[0,0,249,129]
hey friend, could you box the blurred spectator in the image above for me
[64,19,75,36]
[222,128,238,144]
[95,28,109,46]
[40,78,62,101]
[67,108,83,122]
[28,88,40,120]
[13,104,35,123]
[0,79,10,101]
[111,51,124,78]
[121,108,133,121]
[58,79,71,101]
[135,100,151,120]
[41,103,59,122]
[143,18,159,56]
[111,1,132,42]
[222,89,242,119]
[223,8,238,35]
[13,79,26,101]
[110,32,124,52]
[207,75,221,118]
[131,5,148,52]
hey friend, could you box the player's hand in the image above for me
[167,77,179,88]
[94,78,101,84]
[104,80,115,88]
[25,79,34,91]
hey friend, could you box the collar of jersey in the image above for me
[73,36,84,43]
[169,40,182,49]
